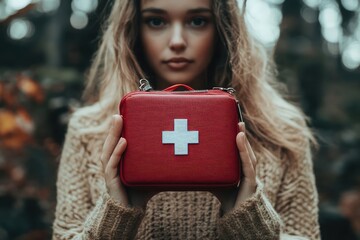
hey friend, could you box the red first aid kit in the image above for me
[119,79,243,190]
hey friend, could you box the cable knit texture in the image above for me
[52,105,321,240]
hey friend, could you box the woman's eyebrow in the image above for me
[141,7,212,14]
[141,8,166,14]
[187,8,212,14]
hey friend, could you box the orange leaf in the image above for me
[0,128,32,150]
[0,110,17,135]
[0,110,33,150]
[16,107,34,134]
[17,75,44,103]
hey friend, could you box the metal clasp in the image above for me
[212,87,236,94]
[139,79,153,91]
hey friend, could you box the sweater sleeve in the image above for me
[217,179,283,240]
[52,113,145,240]
[217,141,320,240]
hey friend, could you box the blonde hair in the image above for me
[83,0,317,165]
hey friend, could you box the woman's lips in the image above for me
[164,58,193,70]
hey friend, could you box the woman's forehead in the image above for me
[140,0,211,9]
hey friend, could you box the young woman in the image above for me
[53,0,320,239]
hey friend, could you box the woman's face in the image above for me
[140,0,216,90]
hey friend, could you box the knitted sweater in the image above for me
[52,105,321,240]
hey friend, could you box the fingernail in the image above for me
[238,122,245,131]
[119,137,126,145]
[111,115,119,128]
[239,132,245,142]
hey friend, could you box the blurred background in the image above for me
[0,0,359,239]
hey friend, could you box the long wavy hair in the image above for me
[83,0,317,165]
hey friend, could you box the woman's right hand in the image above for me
[101,114,155,210]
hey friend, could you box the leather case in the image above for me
[119,80,242,190]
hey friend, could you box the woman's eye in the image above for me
[189,17,207,27]
[145,17,165,28]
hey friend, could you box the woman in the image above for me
[53,0,320,239]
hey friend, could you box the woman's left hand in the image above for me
[212,122,258,215]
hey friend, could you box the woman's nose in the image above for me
[169,23,186,52]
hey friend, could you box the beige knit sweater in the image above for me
[53,105,321,240]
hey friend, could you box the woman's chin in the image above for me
[157,74,205,89]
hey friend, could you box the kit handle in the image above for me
[163,84,194,92]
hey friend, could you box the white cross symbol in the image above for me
[162,119,199,155]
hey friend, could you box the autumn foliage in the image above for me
[0,74,43,150]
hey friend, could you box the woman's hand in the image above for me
[101,114,155,210]
[212,122,258,215]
